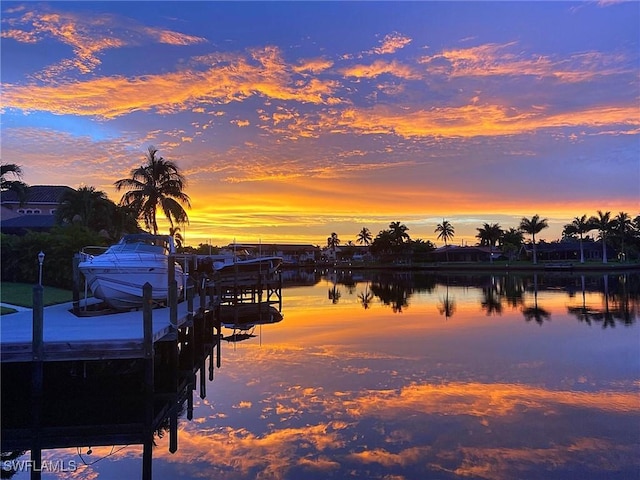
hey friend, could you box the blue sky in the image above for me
[1,1,638,246]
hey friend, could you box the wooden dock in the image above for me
[0,281,213,363]
[0,265,283,480]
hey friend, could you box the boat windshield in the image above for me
[108,235,171,255]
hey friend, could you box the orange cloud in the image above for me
[324,103,639,139]
[2,8,205,79]
[420,43,632,82]
[372,32,413,55]
[341,59,419,80]
[294,57,334,74]
[3,47,341,118]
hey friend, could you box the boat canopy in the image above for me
[109,234,176,255]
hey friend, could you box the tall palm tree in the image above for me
[356,227,372,246]
[1,163,28,204]
[388,221,410,254]
[476,223,503,263]
[435,219,455,262]
[435,219,455,246]
[389,221,409,243]
[519,214,548,265]
[613,211,632,262]
[589,210,613,264]
[563,215,592,263]
[327,232,340,257]
[114,146,191,235]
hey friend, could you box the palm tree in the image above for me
[499,228,524,261]
[327,232,340,259]
[169,226,184,251]
[388,221,410,256]
[114,146,191,235]
[476,223,502,263]
[589,210,614,264]
[435,219,454,262]
[56,186,111,229]
[519,215,548,265]
[563,215,592,263]
[435,219,455,246]
[389,221,410,244]
[356,227,372,246]
[1,163,28,204]
[613,211,632,262]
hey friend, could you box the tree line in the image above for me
[327,212,640,264]
[2,147,639,288]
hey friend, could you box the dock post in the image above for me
[32,285,44,391]
[168,255,177,327]
[142,283,155,478]
[142,283,154,392]
[142,282,156,474]
[200,355,207,399]
[32,285,44,364]
[215,319,221,369]
[72,253,80,314]
[31,284,44,480]
[187,276,195,322]
[199,275,207,309]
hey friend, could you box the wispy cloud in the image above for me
[371,32,412,55]
[1,6,206,79]
[322,103,639,139]
[419,43,633,82]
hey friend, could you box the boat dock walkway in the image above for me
[1,293,207,363]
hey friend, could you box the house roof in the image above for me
[434,245,493,254]
[0,214,57,234]
[228,243,321,252]
[0,185,75,204]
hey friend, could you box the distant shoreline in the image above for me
[293,262,640,273]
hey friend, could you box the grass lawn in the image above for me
[1,282,74,308]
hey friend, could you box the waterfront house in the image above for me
[519,240,614,263]
[430,245,497,262]
[0,185,74,235]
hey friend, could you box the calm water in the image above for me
[3,270,639,479]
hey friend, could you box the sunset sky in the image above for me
[2,1,638,247]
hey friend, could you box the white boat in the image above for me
[195,248,282,280]
[212,254,283,278]
[78,234,185,311]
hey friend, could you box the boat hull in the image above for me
[214,257,282,279]
[79,259,184,310]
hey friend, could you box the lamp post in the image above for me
[38,251,45,285]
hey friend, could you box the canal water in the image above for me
[2,270,639,479]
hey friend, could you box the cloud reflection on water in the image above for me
[38,273,640,479]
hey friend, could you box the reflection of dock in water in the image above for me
[1,306,222,480]
[219,303,284,345]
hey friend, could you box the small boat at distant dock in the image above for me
[194,246,283,280]
[78,234,185,311]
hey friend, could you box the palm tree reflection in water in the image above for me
[437,276,456,319]
[522,273,551,325]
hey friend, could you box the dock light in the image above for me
[38,251,45,285]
